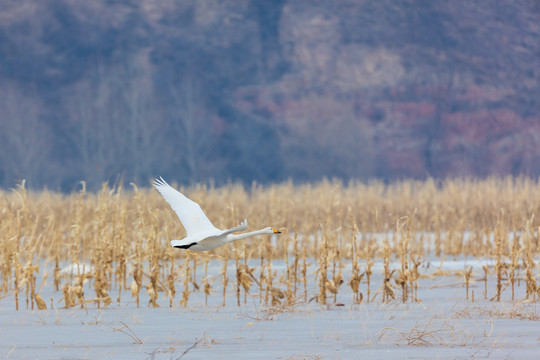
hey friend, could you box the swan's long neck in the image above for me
[227,229,271,242]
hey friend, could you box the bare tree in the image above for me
[0,82,54,187]
[118,50,167,185]
[166,70,220,184]
[62,51,166,187]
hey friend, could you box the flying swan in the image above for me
[153,177,281,251]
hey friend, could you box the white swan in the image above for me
[153,177,281,251]
[58,263,94,278]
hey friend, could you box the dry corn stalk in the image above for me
[147,281,159,307]
[61,283,74,308]
[167,261,177,308]
[318,225,329,305]
[237,264,255,294]
[33,271,49,310]
[203,276,215,306]
[292,225,299,301]
[93,269,112,308]
[265,237,273,305]
[491,220,506,302]
[523,217,538,300]
[509,233,520,301]
[410,257,422,301]
[34,293,47,310]
[72,273,90,309]
[3,177,540,311]
[271,287,285,306]
[382,239,394,303]
[349,220,363,304]
[130,261,143,308]
[179,255,191,307]
[478,264,488,300]
[464,266,473,300]
[397,217,410,303]
[221,258,229,307]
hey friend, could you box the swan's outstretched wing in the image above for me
[153,177,218,236]
[219,219,248,237]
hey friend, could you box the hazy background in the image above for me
[1,0,539,191]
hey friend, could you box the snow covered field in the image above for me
[1,258,539,360]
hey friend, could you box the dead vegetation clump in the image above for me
[375,317,469,346]
[452,301,540,321]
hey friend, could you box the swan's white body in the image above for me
[58,263,94,278]
[153,177,280,251]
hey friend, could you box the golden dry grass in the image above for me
[1,176,539,309]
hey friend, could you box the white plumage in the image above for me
[153,177,281,251]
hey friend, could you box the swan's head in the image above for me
[264,227,281,234]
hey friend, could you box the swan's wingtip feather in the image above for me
[153,176,168,188]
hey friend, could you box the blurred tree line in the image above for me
[0,0,539,190]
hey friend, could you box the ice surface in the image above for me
[1,257,539,359]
